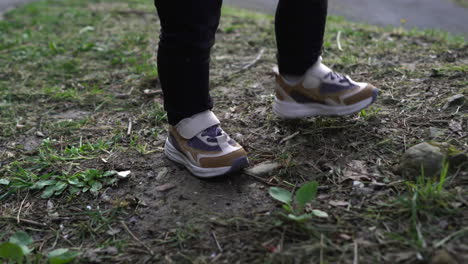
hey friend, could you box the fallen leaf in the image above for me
[342,160,371,182]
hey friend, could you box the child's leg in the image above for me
[154,0,222,126]
[155,0,248,178]
[275,0,328,76]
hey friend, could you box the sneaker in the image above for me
[273,57,378,118]
[164,110,249,178]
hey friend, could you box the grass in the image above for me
[0,0,467,263]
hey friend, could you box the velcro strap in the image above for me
[175,110,220,139]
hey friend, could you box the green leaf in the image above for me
[68,186,80,195]
[269,187,292,205]
[287,214,312,222]
[0,242,24,262]
[312,209,328,218]
[282,203,293,213]
[295,181,318,212]
[0,179,10,185]
[41,185,57,199]
[9,231,33,246]
[67,177,80,185]
[32,180,57,190]
[9,231,33,255]
[53,182,68,195]
[103,171,117,177]
[90,181,103,194]
[48,248,80,264]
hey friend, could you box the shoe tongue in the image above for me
[201,125,222,137]
[309,62,332,78]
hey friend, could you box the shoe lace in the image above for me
[324,71,351,84]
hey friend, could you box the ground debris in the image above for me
[155,183,176,192]
[245,162,281,176]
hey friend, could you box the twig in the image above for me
[127,118,133,136]
[237,48,265,73]
[434,227,468,248]
[336,31,343,51]
[320,234,324,264]
[115,87,134,99]
[17,192,29,224]
[279,131,300,144]
[121,221,154,255]
[211,231,223,253]
[0,216,47,227]
[353,240,359,264]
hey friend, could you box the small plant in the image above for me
[269,181,328,222]
[358,107,381,120]
[0,231,79,264]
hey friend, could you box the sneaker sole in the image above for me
[164,138,249,178]
[273,90,378,118]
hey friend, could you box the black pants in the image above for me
[154,0,328,125]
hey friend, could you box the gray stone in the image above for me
[400,142,445,178]
[442,94,465,110]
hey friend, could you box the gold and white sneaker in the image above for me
[164,110,249,178]
[274,57,378,118]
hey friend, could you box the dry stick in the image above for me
[320,234,324,264]
[121,221,154,256]
[353,240,359,264]
[336,31,343,51]
[0,216,47,227]
[216,48,265,85]
[211,231,223,253]
[17,191,29,224]
[236,48,265,74]
[127,118,133,136]
[279,131,300,144]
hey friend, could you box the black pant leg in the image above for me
[275,0,328,76]
[154,0,222,126]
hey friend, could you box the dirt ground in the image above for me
[0,0,467,263]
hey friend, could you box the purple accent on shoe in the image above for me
[319,82,355,94]
[188,136,221,152]
[207,137,218,143]
[290,91,321,104]
[226,156,249,174]
[201,125,222,137]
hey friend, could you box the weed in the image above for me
[269,181,328,222]
[0,231,79,264]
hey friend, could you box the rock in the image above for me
[245,162,281,176]
[400,142,445,178]
[442,94,465,110]
[429,249,457,264]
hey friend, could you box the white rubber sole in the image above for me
[273,97,374,118]
[164,138,240,178]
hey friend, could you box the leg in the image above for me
[275,0,328,76]
[154,0,248,177]
[155,0,222,126]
